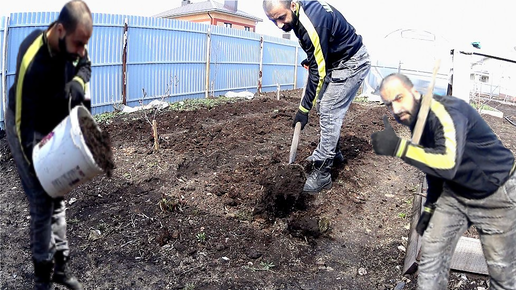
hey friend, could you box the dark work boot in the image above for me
[333,138,345,167]
[33,259,53,290]
[52,252,83,290]
[303,160,332,194]
[333,150,345,167]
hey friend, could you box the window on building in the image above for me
[224,23,232,28]
[244,26,250,31]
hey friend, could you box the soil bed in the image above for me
[1,90,514,289]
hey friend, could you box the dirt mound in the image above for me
[0,90,500,289]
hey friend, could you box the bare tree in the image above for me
[139,75,179,151]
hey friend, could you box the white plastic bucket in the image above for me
[32,105,103,198]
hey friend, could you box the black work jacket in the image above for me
[395,95,515,201]
[8,27,91,163]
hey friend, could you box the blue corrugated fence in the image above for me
[0,12,307,129]
[0,16,5,128]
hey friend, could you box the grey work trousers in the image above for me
[5,108,69,263]
[309,45,371,162]
[418,174,516,290]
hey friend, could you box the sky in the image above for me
[2,0,515,55]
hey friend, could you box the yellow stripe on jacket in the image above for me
[15,34,45,163]
[400,99,457,169]
[297,5,326,112]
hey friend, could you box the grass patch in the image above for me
[353,96,370,103]
[246,261,276,272]
[92,96,240,124]
[196,232,206,244]
[93,111,123,124]
[470,102,498,112]
[168,97,239,111]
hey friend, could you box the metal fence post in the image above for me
[2,16,10,119]
[257,36,264,94]
[121,17,128,105]
[205,27,211,99]
[294,46,299,89]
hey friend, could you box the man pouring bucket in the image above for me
[5,1,93,289]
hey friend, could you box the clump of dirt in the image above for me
[80,116,115,177]
[254,163,307,219]
[287,213,330,239]
[253,160,332,239]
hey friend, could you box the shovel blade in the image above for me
[289,122,302,164]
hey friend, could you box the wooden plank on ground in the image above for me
[450,237,489,275]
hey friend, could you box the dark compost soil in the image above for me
[2,89,515,290]
[80,116,115,177]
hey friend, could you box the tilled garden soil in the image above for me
[1,90,514,290]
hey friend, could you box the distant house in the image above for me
[470,56,516,100]
[155,0,262,32]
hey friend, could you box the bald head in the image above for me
[58,0,92,34]
[263,0,292,13]
[379,73,414,92]
[379,73,421,126]
[263,0,297,32]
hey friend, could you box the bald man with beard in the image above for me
[372,73,516,289]
[263,0,371,194]
[5,1,93,289]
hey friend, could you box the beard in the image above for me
[281,23,292,32]
[281,12,298,32]
[394,94,421,127]
[58,35,79,62]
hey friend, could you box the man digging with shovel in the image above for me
[371,73,516,289]
[5,1,93,289]
[263,0,371,194]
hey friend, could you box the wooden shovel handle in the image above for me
[412,59,441,145]
[289,122,302,164]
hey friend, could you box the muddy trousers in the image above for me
[418,174,516,290]
[5,108,69,264]
[309,45,371,162]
